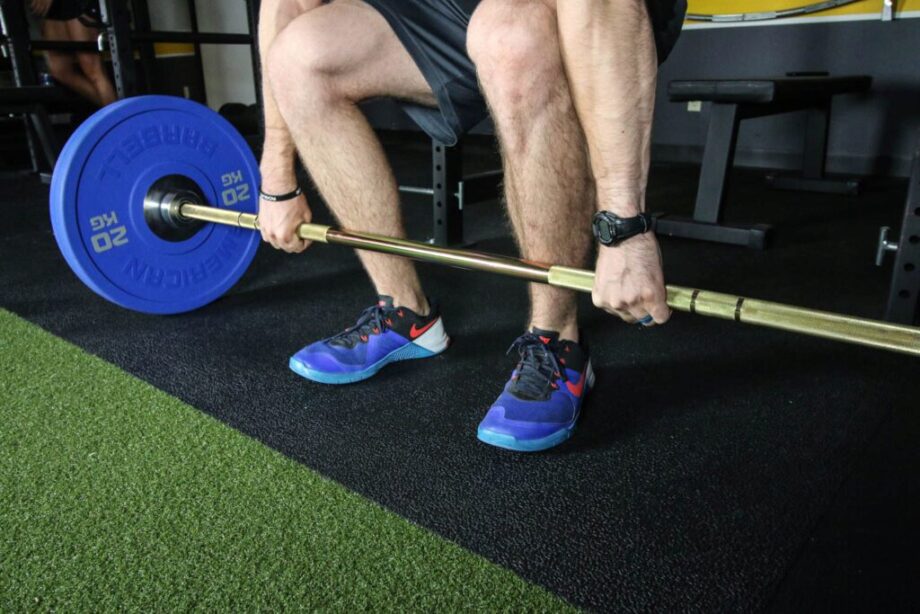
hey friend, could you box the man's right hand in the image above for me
[258,186,313,254]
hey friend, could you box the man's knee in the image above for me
[75,54,105,80]
[468,1,562,109]
[265,11,348,113]
[45,56,75,82]
[275,0,324,24]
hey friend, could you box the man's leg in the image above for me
[66,18,117,106]
[469,0,596,452]
[266,0,436,314]
[41,21,101,105]
[468,0,594,342]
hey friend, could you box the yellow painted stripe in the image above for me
[688,0,920,16]
[31,41,194,59]
[153,42,194,57]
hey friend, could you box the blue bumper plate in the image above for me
[50,95,260,314]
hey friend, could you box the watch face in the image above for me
[594,219,614,244]
[595,212,651,246]
[594,215,621,244]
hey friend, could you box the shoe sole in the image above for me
[476,424,575,452]
[289,341,442,385]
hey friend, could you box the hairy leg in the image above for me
[468,0,593,342]
[66,18,117,105]
[41,20,100,104]
[266,0,436,313]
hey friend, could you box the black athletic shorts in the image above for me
[44,0,98,21]
[362,0,687,145]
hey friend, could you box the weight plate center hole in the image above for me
[143,174,207,242]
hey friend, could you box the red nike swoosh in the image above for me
[566,372,586,398]
[409,319,437,339]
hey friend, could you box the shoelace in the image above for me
[328,305,395,348]
[507,333,567,400]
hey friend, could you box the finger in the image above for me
[627,304,654,326]
[613,308,637,324]
[649,301,671,324]
[280,240,302,254]
[593,292,631,323]
[257,219,270,244]
[290,239,311,254]
[280,235,308,253]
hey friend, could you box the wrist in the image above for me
[259,185,303,202]
[258,156,297,191]
[595,186,646,217]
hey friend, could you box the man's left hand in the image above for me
[592,234,671,326]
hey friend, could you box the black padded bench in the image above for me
[657,74,872,248]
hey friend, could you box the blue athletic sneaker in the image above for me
[289,296,449,384]
[477,328,594,452]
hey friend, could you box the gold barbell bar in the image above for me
[179,203,920,357]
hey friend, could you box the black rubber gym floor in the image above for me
[2,135,916,611]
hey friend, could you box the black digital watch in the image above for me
[591,211,654,246]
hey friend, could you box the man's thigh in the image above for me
[276,0,437,106]
[338,0,486,145]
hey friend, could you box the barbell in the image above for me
[49,95,920,357]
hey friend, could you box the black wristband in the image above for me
[259,186,302,202]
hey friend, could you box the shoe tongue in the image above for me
[377,295,395,308]
[530,327,560,346]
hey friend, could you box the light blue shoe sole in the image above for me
[289,342,439,385]
[476,425,575,452]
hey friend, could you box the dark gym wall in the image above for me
[363,17,920,178]
[652,18,920,178]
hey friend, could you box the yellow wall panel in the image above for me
[687,0,920,18]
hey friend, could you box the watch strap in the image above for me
[593,211,655,246]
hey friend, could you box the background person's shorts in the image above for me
[361,0,688,146]
[44,0,98,21]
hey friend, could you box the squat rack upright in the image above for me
[0,0,263,173]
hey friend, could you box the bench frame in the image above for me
[657,76,870,249]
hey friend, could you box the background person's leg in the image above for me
[66,17,117,105]
[41,20,101,104]
[467,0,593,342]
[266,0,437,314]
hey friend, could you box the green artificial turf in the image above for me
[0,309,572,612]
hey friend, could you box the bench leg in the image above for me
[694,102,739,224]
[765,100,862,195]
[802,105,829,179]
[655,103,772,249]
